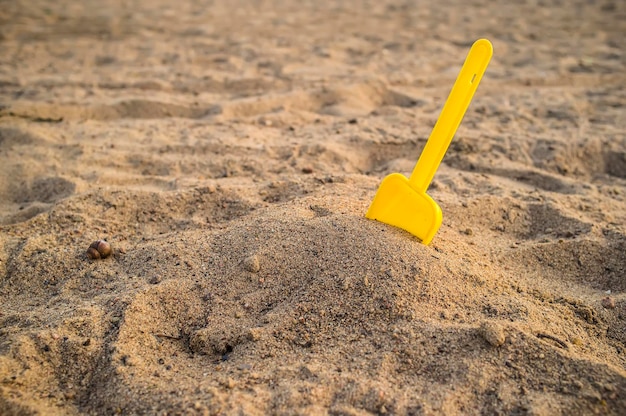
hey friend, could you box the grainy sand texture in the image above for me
[1,0,625,414]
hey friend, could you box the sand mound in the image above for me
[2,196,625,414]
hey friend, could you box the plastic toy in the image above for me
[366,39,493,244]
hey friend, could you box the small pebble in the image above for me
[302,167,314,174]
[225,378,236,389]
[480,321,505,347]
[248,327,263,341]
[601,297,616,309]
[243,255,260,273]
[149,275,162,284]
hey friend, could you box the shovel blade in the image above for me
[366,173,442,245]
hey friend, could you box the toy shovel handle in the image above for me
[409,39,493,193]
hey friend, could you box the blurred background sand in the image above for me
[1,0,625,414]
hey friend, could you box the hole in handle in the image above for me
[470,73,477,84]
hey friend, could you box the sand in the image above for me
[1,0,625,414]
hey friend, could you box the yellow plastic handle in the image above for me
[409,39,493,193]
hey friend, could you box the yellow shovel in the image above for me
[366,39,493,244]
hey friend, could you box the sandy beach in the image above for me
[1,0,625,414]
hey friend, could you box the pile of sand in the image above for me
[1,0,625,414]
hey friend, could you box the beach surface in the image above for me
[1,0,625,414]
